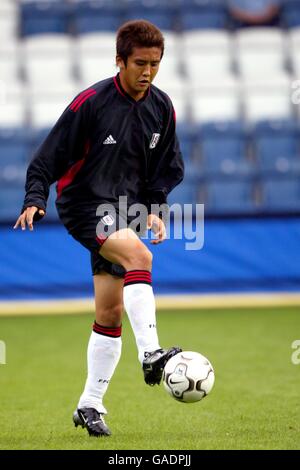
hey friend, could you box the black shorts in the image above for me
[70,207,147,278]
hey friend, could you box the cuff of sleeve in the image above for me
[21,201,47,221]
[147,189,167,207]
[147,190,168,220]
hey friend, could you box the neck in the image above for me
[119,73,146,102]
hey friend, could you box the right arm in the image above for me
[14,90,95,230]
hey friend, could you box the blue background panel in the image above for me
[0,218,299,300]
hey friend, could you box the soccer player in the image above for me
[14,20,184,437]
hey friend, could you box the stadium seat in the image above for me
[157,52,180,80]
[25,54,74,91]
[289,25,300,44]
[0,101,27,128]
[290,46,300,78]
[30,98,71,129]
[282,0,300,27]
[22,33,73,55]
[76,32,118,85]
[2,0,300,222]
[235,28,286,81]
[241,71,291,89]
[238,50,286,82]
[254,120,300,174]
[73,0,122,33]
[167,178,199,205]
[185,49,232,82]
[161,31,180,51]
[0,187,26,221]
[167,94,190,123]
[199,122,253,176]
[153,84,187,105]
[183,30,232,85]
[0,0,18,46]
[76,32,116,56]
[20,1,69,36]
[0,46,25,117]
[0,53,21,83]
[28,80,79,107]
[193,72,239,90]
[235,27,284,49]
[22,32,78,97]
[0,37,20,56]
[262,177,300,211]
[124,1,176,31]
[181,12,227,30]
[289,26,300,73]
[243,85,292,123]
[0,14,18,42]
[0,129,28,209]
[153,55,184,96]
[178,0,228,30]
[182,30,232,82]
[1,80,25,104]
[0,0,17,13]
[78,54,118,87]
[176,123,197,161]
[0,128,30,167]
[182,29,231,51]
[238,49,286,81]
[205,178,257,214]
[191,81,241,123]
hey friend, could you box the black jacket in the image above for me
[23,75,184,232]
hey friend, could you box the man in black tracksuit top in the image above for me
[14,20,184,437]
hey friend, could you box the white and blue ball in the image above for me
[163,351,215,403]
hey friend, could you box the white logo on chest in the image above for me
[103,135,117,145]
[149,133,160,149]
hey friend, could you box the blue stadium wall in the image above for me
[0,217,299,300]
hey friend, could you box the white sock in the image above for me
[77,325,122,414]
[123,270,160,363]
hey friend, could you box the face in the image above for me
[117,46,162,101]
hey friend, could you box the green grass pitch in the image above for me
[0,306,299,450]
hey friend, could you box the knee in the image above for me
[136,245,153,268]
[125,243,153,271]
[110,304,123,324]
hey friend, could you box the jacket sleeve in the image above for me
[146,100,184,209]
[22,94,93,216]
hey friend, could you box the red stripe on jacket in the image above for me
[113,76,126,97]
[56,141,90,198]
[70,89,96,112]
[96,234,108,246]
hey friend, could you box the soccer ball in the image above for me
[162,351,215,403]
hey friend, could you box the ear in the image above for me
[116,55,125,70]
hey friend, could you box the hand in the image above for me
[147,214,166,245]
[13,206,45,231]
